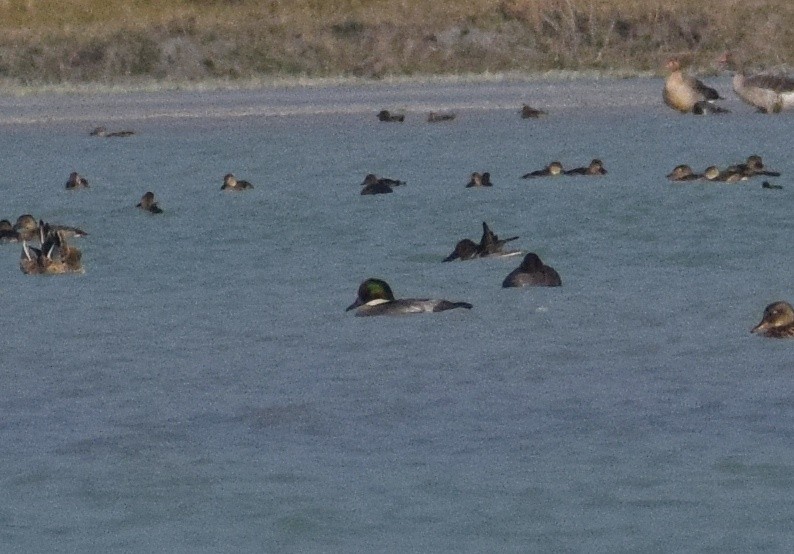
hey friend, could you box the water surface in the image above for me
[0,78,792,552]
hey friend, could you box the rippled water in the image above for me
[0,78,792,552]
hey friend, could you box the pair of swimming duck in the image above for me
[667,155,780,183]
[19,222,83,275]
[347,251,561,316]
[522,159,607,178]
[466,172,494,188]
[1,214,87,243]
[663,53,794,114]
[443,222,520,261]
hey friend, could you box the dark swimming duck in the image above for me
[502,252,561,287]
[346,278,472,316]
[427,112,456,122]
[377,110,405,122]
[522,161,564,179]
[65,171,89,189]
[90,126,135,137]
[667,164,701,181]
[360,173,403,195]
[761,181,783,190]
[222,173,254,191]
[565,159,607,176]
[137,191,163,214]
[751,301,794,338]
[520,104,547,118]
[444,222,520,261]
[0,219,20,243]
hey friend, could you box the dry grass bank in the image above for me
[0,0,792,86]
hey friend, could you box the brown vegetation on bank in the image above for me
[0,0,792,85]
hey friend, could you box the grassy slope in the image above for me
[0,0,792,86]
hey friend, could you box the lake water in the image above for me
[0,77,792,552]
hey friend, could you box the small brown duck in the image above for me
[221,173,254,191]
[377,110,405,122]
[738,155,780,178]
[65,171,89,189]
[520,104,547,119]
[502,252,561,287]
[465,172,493,188]
[663,56,724,114]
[718,52,794,113]
[751,301,794,338]
[427,112,456,122]
[565,159,607,176]
[522,161,564,179]
[702,166,745,183]
[136,192,163,214]
[0,219,20,243]
[667,165,702,181]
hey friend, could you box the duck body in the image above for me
[360,174,403,195]
[522,162,564,179]
[663,58,723,113]
[520,104,546,118]
[137,191,163,214]
[466,172,493,187]
[751,301,794,338]
[12,215,87,241]
[221,173,254,190]
[502,253,561,287]
[443,222,520,262]
[90,126,135,137]
[377,110,405,122]
[427,112,455,122]
[0,219,20,243]
[565,159,607,176]
[19,226,83,275]
[346,278,472,316]
[65,171,89,189]
[667,165,702,181]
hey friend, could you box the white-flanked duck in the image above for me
[346,278,472,316]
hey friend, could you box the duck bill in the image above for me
[345,298,363,312]
[442,252,458,262]
[750,322,768,334]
